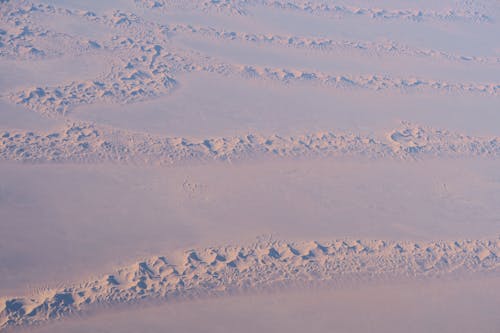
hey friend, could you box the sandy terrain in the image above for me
[1,0,499,331]
[16,277,500,333]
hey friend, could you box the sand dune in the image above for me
[3,1,499,116]
[1,0,499,332]
[167,23,500,65]
[1,122,499,163]
[135,0,493,22]
[2,237,499,330]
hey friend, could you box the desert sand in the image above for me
[1,0,499,332]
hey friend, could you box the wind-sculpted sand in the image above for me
[135,0,492,22]
[10,65,500,116]
[2,237,500,330]
[166,24,500,65]
[1,123,499,163]
[1,0,499,332]
[2,1,499,117]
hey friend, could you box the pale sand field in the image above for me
[1,0,499,331]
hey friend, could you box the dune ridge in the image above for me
[166,24,500,65]
[11,62,500,116]
[3,2,499,117]
[3,2,497,64]
[1,122,499,164]
[1,237,499,330]
[135,0,492,22]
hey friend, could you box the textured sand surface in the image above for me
[14,277,500,333]
[1,0,499,331]
[2,237,500,329]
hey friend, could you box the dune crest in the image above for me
[1,122,499,163]
[1,237,499,330]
